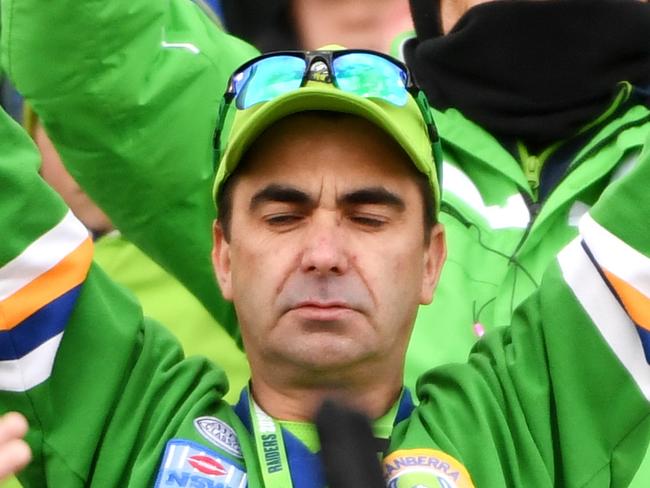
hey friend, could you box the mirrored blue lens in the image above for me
[333,53,409,106]
[233,56,306,109]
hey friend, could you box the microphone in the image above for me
[315,399,386,488]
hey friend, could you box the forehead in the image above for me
[235,113,418,187]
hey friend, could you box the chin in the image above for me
[264,319,380,371]
[282,337,372,372]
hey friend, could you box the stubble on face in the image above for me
[215,113,442,389]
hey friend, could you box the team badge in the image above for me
[155,439,247,488]
[383,449,475,488]
[194,416,243,458]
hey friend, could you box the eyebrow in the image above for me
[249,184,405,212]
[250,184,313,211]
[339,187,405,211]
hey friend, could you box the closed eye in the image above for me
[265,213,304,226]
[349,214,388,228]
[251,185,314,230]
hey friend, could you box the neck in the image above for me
[249,361,404,422]
[292,0,412,52]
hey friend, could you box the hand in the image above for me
[0,412,31,481]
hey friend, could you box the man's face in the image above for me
[212,114,445,383]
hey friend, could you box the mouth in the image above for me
[289,301,356,322]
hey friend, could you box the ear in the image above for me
[212,220,233,300]
[420,223,446,305]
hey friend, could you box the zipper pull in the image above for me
[524,154,540,194]
[517,141,541,201]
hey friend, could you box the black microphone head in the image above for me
[315,399,386,488]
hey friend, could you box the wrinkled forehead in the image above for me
[232,112,418,183]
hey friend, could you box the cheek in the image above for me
[390,254,424,306]
[230,244,266,299]
[228,235,294,306]
[229,244,274,343]
[359,243,425,310]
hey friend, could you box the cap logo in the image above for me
[308,61,332,83]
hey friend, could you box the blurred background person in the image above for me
[220,0,412,52]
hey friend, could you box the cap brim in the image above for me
[213,85,439,213]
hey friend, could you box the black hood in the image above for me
[406,0,650,146]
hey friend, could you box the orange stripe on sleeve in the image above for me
[604,270,650,332]
[0,238,93,331]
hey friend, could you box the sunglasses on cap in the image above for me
[227,49,420,109]
[213,49,441,186]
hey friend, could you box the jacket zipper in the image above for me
[512,113,650,263]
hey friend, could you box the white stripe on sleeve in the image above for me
[0,210,89,301]
[558,238,650,401]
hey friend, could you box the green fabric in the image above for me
[403,98,650,488]
[0,476,20,487]
[93,233,250,403]
[2,0,650,483]
[2,103,650,486]
[4,0,648,397]
[1,0,259,345]
[279,421,321,454]
[405,99,650,390]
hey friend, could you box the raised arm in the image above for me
[389,138,650,487]
[1,0,259,340]
[0,104,230,486]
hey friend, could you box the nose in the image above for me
[300,213,350,276]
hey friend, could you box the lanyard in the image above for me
[248,388,294,488]
[238,386,415,488]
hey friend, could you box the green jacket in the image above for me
[2,83,650,486]
[1,0,259,346]
[4,0,649,400]
[93,234,250,403]
[406,91,650,390]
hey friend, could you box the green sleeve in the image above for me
[388,140,650,487]
[0,0,259,342]
[0,107,230,486]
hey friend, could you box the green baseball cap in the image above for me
[212,78,441,216]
